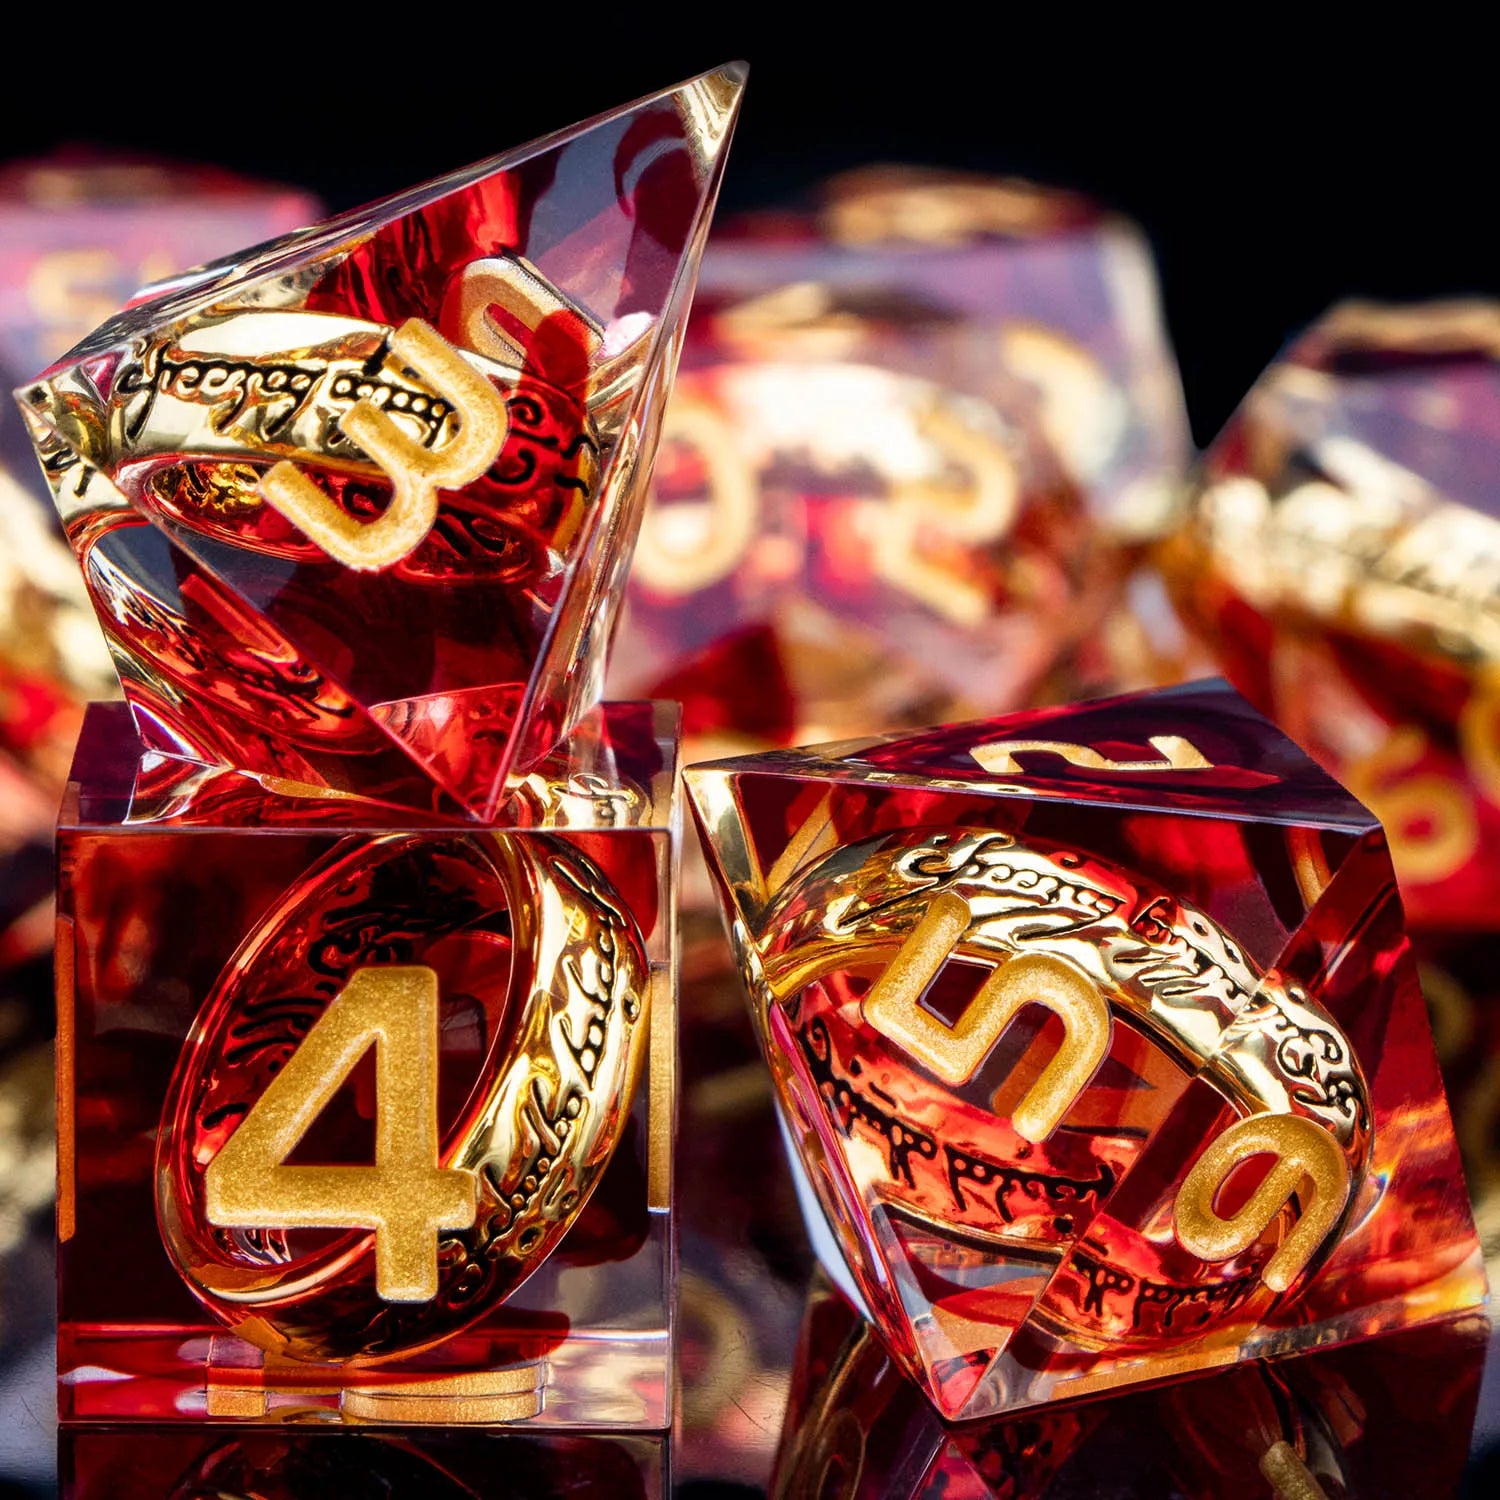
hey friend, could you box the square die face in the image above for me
[687,682,1484,1420]
[57,709,676,1427]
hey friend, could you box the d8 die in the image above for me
[688,680,1483,1420]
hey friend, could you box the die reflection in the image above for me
[771,1275,1486,1499]
[60,1426,665,1499]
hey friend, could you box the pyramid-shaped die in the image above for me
[686,680,1485,1420]
[17,68,744,820]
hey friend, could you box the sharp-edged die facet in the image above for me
[687,680,1484,1419]
[1163,299,1500,928]
[18,67,745,819]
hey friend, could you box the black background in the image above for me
[2,27,1492,445]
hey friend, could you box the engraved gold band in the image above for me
[757,828,1369,1146]
[740,826,1370,1329]
[156,831,650,1364]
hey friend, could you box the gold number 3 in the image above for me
[260,319,508,572]
[204,966,477,1302]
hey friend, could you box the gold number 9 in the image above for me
[1173,1112,1351,1293]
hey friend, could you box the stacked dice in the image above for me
[25,69,745,1495]
[12,77,1497,1500]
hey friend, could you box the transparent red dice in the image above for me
[609,166,1190,757]
[57,700,679,1424]
[17,70,743,821]
[33,71,744,1430]
[687,680,1484,1419]
[1163,299,1500,930]
[0,156,318,985]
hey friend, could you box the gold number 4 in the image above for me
[970,735,1211,776]
[260,319,508,572]
[204,966,476,1302]
[863,893,1112,1142]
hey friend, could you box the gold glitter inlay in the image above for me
[260,318,507,571]
[1174,1113,1352,1293]
[204,965,477,1302]
[862,893,1111,1143]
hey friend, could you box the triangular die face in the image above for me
[18,67,744,819]
[686,759,1367,973]
[887,1209,1050,1390]
[691,680,1380,833]
[774,1272,1486,1494]
[35,69,746,393]
[1006,907,1483,1413]
[1264,838,1483,1333]
[22,402,459,814]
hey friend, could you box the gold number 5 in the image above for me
[204,966,477,1303]
[863,892,1112,1142]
